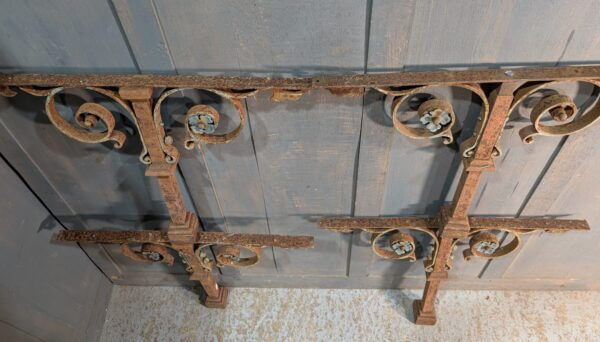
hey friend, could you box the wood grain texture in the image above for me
[501,122,600,280]
[367,0,600,284]
[0,156,111,342]
[248,89,362,275]
[154,0,366,277]
[401,0,595,70]
[110,0,176,73]
[153,0,366,75]
[0,86,185,282]
[0,0,137,73]
[0,0,199,284]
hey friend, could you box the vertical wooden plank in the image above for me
[366,0,600,285]
[110,0,232,279]
[0,155,111,342]
[110,0,176,73]
[0,0,137,73]
[154,0,365,75]
[155,0,366,276]
[149,0,280,273]
[493,122,600,280]
[0,0,183,284]
[248,90,362,274]
[475,1,600,279]
[402,0,592,70]
[166,92,277,275]
[0,322,40,342]
[366,0,416,72]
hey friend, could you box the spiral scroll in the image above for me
[377,84,489,155]
[194,244,262,268]
[511,80,600,144]
[154,88,256,151]
[121,243,175,265]
[19,86,151,164]
[447,228,522,269]
[367,227,439,272]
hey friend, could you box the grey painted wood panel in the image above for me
[154,0,366,75]
[0,0,193,283]
[173,94,277,275]
[154,0,367,276]
[493,2,600,280]
[402,0,594,70]
[247,90,362,275]
[0,0,137,73]
[366,0,600,283]
[0,155,111,342]
[0,90,183,283]
[366,0,415,71]
[110,0,176,73]
[501,123,600,280]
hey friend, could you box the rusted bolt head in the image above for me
[186,105,220,135]
[417,99,453,133]
[389,232,415,256]
[475,240,499,255]
[549,105,574,122]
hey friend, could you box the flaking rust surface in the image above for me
[100,286,600,341]
[55,230,314,248]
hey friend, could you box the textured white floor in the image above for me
[100,286,600,341]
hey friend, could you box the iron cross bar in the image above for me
[318,81,591,325]
[55,229,313,307]
[46,86,315,309]
[2,65,600,89]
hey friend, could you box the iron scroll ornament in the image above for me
[323,224,440,273]
[445,228,538,270]
[4,71,600,160]
[512,80,600,143]
[376,83,492,157]
[8,86,156,164]
[153,87,258,151]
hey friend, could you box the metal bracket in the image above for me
[1,65,597,320]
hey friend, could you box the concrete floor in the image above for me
[100,286,600,341]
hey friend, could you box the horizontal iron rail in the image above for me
[2,65,600,89]
[468,217,590,232]
[55,230,314,248]
[319,216,589,233]
[318,217,435,230]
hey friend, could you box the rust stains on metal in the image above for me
[2,65,600,89]
[469,217,590,232]
[311,65,600,88]
[55,230,314,248]
[121,243,175,265]
[327,87,364,97]
[0,85,16,97]
[55,230,169,243]
[270,88,308,102]
[0,73,312,89]
[318,217,436,231]
[196,232,314,248]
[319,216,589,233]
[1,67,597,324]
